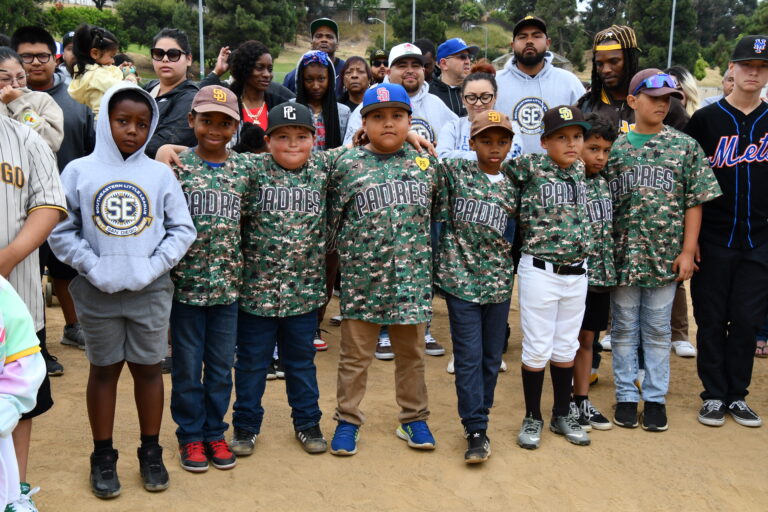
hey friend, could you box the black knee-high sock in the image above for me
[93,438,113,455]
[551,365,574,417]
[521,367,545,420]
[140,434,159,449]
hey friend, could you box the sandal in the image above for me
[755,340,768,358]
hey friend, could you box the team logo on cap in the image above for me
[559,107,573,120]
[283,105,297,119]
[93,181,152,236]
[212,88,227,102]
[755,39,766,54]
[376,87,390,102]
[488,111,501,123]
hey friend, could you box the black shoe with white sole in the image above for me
[296,425,328,454]
[464,429,490,464]
[641,402,668,432]
[698,399,726,427]
[613,402,638,428]
[728,400,762,427]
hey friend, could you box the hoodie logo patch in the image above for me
[410,117,436,143]
[93,181,153,236]
[512,98,547,135]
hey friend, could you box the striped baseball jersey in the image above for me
[0,116,67,331]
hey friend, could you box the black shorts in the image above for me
[20,373,53,420]
[581,289,610,332]
[40,241,78,281]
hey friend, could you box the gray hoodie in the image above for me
[494,53,585,155]
[49,83,196,294]
[343,81,458,145]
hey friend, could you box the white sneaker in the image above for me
[500,359,508,372]
[600,335,612,351]
[329,315,343,326]
[446,354,455,374]
[7,485,39,512]
[672,340,696,358]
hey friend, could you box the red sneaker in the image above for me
[205,439,236,470]
[313,329,328,351]
[179,441,208,472]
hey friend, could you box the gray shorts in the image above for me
[69,273,173,366]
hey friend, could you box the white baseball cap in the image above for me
[388,42,426,67]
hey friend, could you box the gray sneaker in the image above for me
[230,427,258,456]
[517,416,544,450]
[550,415,591,446]
[61,322,86,350]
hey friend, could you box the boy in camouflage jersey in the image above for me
[328,84,439,456]
[571,113,618,432]
[169,86,247,473]
[503,105,593,450]
[433,110,517,463]
[603,70,721,432]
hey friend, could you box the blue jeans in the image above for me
[610,284,677,403]
[233,309,321,433]
[445,293,510,431]
[170,301,238,443]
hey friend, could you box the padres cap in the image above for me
[361,83,412,116]
[310,18,339,39]
[541,105,591,138]
[266,102,315,135]
[731,35,768,62]
[628,69,684,99]
[593,25,639,52]
[192,85,240,121]
[436,38,479,62]
[370,49,387,63]
[513,16,547,37]
[388,42,426,67]
[470,110,514,138]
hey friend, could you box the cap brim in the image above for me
[266,122,316,135]
[361,101,412,116]
[637,87,684,100]
[471,124,514,138]
[310,20,339,37]
[514,20,547,36]
[390,54,426,67]
[731,55,768,62]
[193,104,241,122]
[541,121,591,138]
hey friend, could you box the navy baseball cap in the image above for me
[310,18,339,38]
[731,35,768,62]
[361,83,412,116]
[437,38,479,62]
[514,16,547,37]
[266,102,315,135]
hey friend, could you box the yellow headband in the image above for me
[595,43,622,51]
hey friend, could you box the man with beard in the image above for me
[283,18,346,96]
[370,49,388,84]
[577,25,688,133]
[495,16,585,154]
[343,42,457,145]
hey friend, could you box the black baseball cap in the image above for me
[62,30,75,47]
[731,35,768,62]
[310,18,339,38]
[541,105,591,138]
[266,102,315,135]
[513,16,547,37]
[370,49,387,63]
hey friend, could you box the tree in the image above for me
[391,0,460,42]
[355,0,379,22]
[534,0,587,70]
[627,0,699,71]
[502,0,536,25]
[206,0,297,59]
[48,5,124,45]
[459,1,484,24]
[694,0,756,47]
[0,0,49,34]
[115,0,177,47]
[581,0,628,38]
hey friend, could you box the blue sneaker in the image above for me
[395,420,436,450]
[330,421,359,456]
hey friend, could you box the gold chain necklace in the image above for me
[242,99,266,124]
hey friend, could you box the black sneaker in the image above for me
[137,444,169,491]
[641,401,668,432]
[160,356,172,374]
[698,399,726,427]
[581,399,612,431]
[728,400,762,427]
[230,427,258,456]
[266,360,277,380]
[464,429,491,464]
[613,402,639,428]
[42,349,63,377]
[295,425,328,454]
[90,449,120,499]
[569,401,591,432]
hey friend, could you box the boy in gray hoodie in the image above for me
[49,82,196,499]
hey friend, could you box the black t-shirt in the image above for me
[577,90,689,133]
[684,99,768,249]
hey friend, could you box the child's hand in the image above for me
[672,250,698,281]
[352,127,369,146]
[214,46,231,76]
[155,144,186,168]
[405,131,438,157]
[0,85,22,105]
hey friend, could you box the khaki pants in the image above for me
[335,319,429,425]
[671,282,689,342]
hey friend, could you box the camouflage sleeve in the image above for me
[325,161,345,253]
[432,160,452,223]
[683,140,722,209]
[242,154,264,219]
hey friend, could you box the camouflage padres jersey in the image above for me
[603,126,721,287]
[503,153,591,265]
[240,149,344,317]
[584,173,616,287]
[433,159,517,304]
[328,146,438,325]
[171,149,251,306]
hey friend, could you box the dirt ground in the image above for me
[30,286,768,511]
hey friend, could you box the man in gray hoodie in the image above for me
[494,16,585,155]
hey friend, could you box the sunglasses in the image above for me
[631,73,677,96]
[19,53,52,64]
[464,92,494,105]
[371,60,387,67]
[150,48,188,62]
[448,53,472,62]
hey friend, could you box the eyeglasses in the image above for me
[19,53,52,64]
[371,60,387,67]
[631,73,677,95]
[150,48,188,62]
[448,53,472,62]
[0,74,26,86]
[463,92,494,105]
